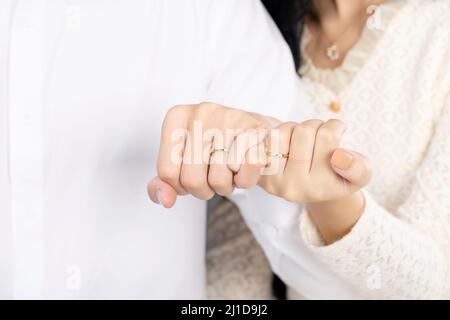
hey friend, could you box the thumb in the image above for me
[147,177,178,209]
[330,149,372,190]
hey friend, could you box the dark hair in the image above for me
[262,0,314,69]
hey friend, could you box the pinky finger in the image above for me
[233,142,267,189]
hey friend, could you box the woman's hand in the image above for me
[256,119,372,203]
[237,119,373,244]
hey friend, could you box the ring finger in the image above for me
[207,129,239,196]
[258,122,296,193]
[180,123,215,200]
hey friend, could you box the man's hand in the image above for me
[147,102,275,208]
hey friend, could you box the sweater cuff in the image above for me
[299,191,383,255]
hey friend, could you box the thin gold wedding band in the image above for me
[265,146,289,159]
[210,148,229,156]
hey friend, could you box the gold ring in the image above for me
[265,146,289,159]
[210,148,229,156]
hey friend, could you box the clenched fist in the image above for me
[246,119,372,203]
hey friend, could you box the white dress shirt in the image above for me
[0,0,311,299]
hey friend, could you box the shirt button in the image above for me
[329,101,341,113]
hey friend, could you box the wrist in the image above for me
[306,191,365,245]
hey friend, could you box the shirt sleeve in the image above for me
[300,98,450,299]
[202,0,309,122]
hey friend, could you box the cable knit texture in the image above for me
[207,0,450,299]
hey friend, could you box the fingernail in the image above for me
[156,188,162,205]
[331,149,353,170]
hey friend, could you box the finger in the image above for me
[227,130,256,173]
[264,122,296,175]
[157,105,192,195]
[310,119,346,174]
[331,149,372,191]
[227,127,268,173]
[147,177,178,208]
[284,119,324,175]
[180,122,215,200]
[210,116,267,194]
[233,140,267,189]
[258,122,297,194]
[207,130,237,196]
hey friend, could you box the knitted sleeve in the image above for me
[300,98,450,299]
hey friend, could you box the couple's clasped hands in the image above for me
[148,103,372,212]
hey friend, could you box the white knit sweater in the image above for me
[296,0,450,299]
[207,0,450,300]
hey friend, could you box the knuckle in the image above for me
[278,124,295,141]
[300,119,324,129]
[198,101,216,109]
[166,105,184,119]
[327,118,345,128]
[223,107,239,120]
[252,119,266,130]
[317,127,340,144]
[192,103,211,119]
[224,109,253,129]
[294,123,318,140]
[157,165,178,183]
[269,122,294,144]
[196,102,219,115]
[278,121,297,131]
